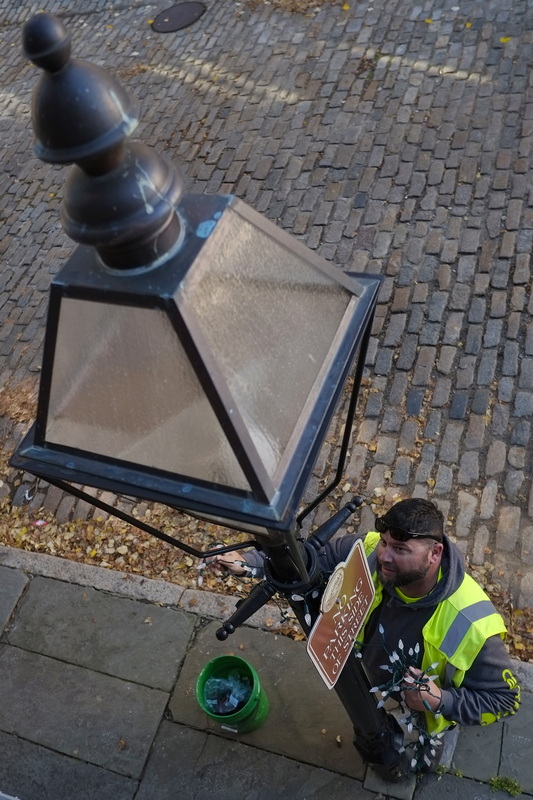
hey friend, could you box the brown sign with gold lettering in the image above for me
[307,538,375,689]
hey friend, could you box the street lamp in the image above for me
[11,12,408,783]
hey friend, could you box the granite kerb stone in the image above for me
[0,565,28,634]
[0,546,185,607]
[0,546,286,632]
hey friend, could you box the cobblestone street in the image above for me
[1,0,533,607]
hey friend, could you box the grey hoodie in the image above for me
[244,533,521,727]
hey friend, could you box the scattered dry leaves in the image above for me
[468,562,533,663]
[0,380,37,423]
[0,489,249,592]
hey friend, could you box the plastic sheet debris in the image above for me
[203,669,252,715]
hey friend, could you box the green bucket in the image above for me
[196,655,269,734]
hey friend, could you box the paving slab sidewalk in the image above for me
[0,552,532,800]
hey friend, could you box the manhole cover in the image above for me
[151,2,206,33]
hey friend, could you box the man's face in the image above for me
[376,532,435,590]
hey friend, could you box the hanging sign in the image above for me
[307,538,375,689]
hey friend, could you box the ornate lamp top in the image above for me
[23,12,184,270]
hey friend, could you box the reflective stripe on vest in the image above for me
[367,548,378,574]
[422,576,506,673]
[438,599,499,658]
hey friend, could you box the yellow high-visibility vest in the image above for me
[360,532,512,734]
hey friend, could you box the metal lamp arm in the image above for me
[307,496,363,551]
[215,581,278,640]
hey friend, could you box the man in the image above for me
[209,498,521,769]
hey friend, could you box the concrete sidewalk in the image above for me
[0,549,532,800]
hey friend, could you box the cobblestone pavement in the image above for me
[1,0,533,606]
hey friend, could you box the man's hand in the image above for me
[402,667,442,713]
[203,547,247,576]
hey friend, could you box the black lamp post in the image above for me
[11,13,408,783]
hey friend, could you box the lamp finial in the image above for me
[23,12,185,270]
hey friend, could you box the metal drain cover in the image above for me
[151,2,206,33]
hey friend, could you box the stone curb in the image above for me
[0,545,531,691]
[0,545,286,630]
[0,545,186,606]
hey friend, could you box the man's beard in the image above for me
[377,561,431,591]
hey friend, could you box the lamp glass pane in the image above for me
[182,207,354,483]
[45,299,250,490]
